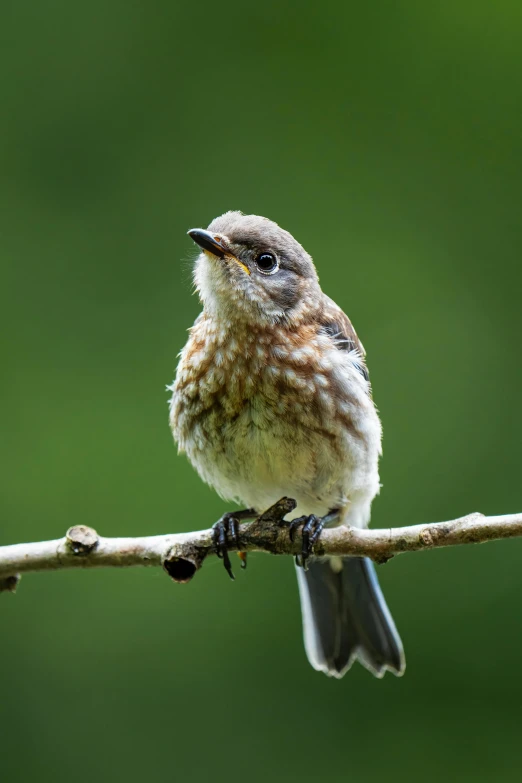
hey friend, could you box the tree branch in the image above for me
[1,498,521,593]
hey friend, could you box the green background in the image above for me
[2,2,522,781]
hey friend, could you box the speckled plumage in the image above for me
[168,212,404,678]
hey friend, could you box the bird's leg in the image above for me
[212,508,257,580]
[290,509,340,570]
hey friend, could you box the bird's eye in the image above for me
[255,252,279,274]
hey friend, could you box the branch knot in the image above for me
[66,525,99,555]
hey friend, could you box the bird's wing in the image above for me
[318,296,370,385]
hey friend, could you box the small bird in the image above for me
[169,211,405,678]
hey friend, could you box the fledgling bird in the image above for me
[169,211,405,678]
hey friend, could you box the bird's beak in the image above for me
[188,229,227,258]
[187,229,250,275]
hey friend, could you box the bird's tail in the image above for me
[295,556,405,678]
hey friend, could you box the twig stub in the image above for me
[0,574,21,594]
[163,544,207,584]
[66,525,99,555]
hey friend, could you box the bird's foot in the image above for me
[289,514,325,570]
[212,509,256,580]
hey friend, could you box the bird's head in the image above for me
[188,211,321,326]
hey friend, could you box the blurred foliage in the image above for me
[2,1,522,781]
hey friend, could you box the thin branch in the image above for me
[1,498,521,592]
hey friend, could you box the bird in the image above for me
[169,211,405,678]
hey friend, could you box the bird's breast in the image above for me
[169,316,380,510]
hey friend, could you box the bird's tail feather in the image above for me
[296,556,405,678]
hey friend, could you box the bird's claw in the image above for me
[289,516,305,543]
[211,508,256,580]
[212,514,241,580]
[290,515,325,570]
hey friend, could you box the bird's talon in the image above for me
[212,509,256,580]
[309,519,325,548]
[289,515,306,543]
[224,554,235,580]
[229,517,240,549]
[212,518,236,579]
[292,514,325,569]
